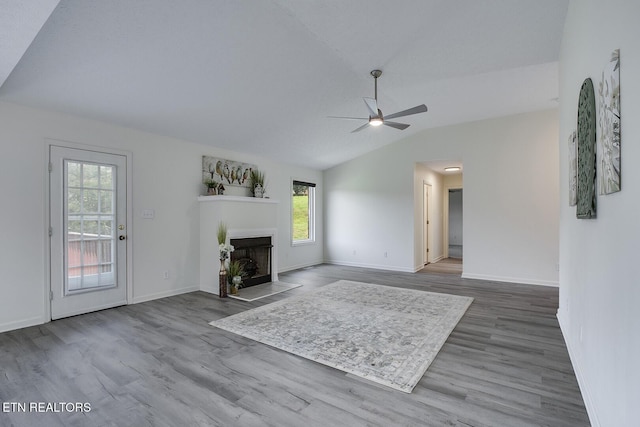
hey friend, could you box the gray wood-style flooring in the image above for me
[0,264,589,426]
[420,258,463,275]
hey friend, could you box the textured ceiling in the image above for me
[0,0,568,170]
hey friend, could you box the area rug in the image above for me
[228,281,301,302]
[209,280,473,393]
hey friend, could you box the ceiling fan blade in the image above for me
[351,122,370,133]
[363,97,379,117]
[327,116,368,120]
[383,121,410,130]
[384,104,428,120]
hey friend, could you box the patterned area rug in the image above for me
[210,280,473,393]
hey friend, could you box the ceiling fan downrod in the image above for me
[371,69,382,102]
[369,70,384,125]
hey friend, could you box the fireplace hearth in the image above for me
[230,236,272,288]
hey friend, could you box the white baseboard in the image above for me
[131,285,200,304]
[279,260,324,273]
[461,272,559,287]
[325,260,415,273]
[200,281,219,295]
[1,286,200,333]
[557,311,600,427]
[0,315,46,334]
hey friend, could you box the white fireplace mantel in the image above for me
[197,195,279,204]
[199,195,279,295]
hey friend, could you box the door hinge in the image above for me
[50,290,53,301]
[49,227,53,237]
[48,162,53,173]
[427,248,430,252]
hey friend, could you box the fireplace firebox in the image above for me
[230,236,272,288]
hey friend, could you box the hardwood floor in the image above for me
[420,258,463,275]
[0,265,589,426]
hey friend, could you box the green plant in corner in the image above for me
[227,260,245,286]
[217,222,227,245]
[217,222,234,261]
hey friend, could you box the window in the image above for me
[292,180,316,244]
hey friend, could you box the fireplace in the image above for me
[230,236,272,288]
[198,196,279,295]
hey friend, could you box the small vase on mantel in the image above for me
[219,259,228,298]
[254,184,264,198]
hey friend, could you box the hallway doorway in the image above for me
[448,188,463,259]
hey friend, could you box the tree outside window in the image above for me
[292,180,315,244]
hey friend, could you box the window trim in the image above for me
[291,179,316,246]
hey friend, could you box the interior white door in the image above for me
[423,183,431,265]
[50,145,128,320]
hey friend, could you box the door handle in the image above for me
[119,235,126,240]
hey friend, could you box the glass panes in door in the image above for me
[65,160,116,293]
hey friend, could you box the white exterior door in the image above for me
[50,145,128,320]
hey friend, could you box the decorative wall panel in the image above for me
[598,49,621,194]
[576,78,597,219]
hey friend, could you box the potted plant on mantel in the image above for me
[227,260,244,295]
[249,169,266,198]
[204,178,219,195]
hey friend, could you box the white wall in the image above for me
[0,101,323,332]
[558,1,640,425]
[323,147,415,271]
[324,109,559,285]
[443,173,463,190]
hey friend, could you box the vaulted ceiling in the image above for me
[0,0,568,170]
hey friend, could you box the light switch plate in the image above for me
[141,209,155,219]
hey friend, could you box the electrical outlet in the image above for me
[384,251,388,258]
[163,271,169,280]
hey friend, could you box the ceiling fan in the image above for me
[329,70,428,133]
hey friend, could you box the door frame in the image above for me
[44,139,133,322]
[443,185,463,260]
[423,182,432,265]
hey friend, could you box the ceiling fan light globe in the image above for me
[369,117,383,126]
